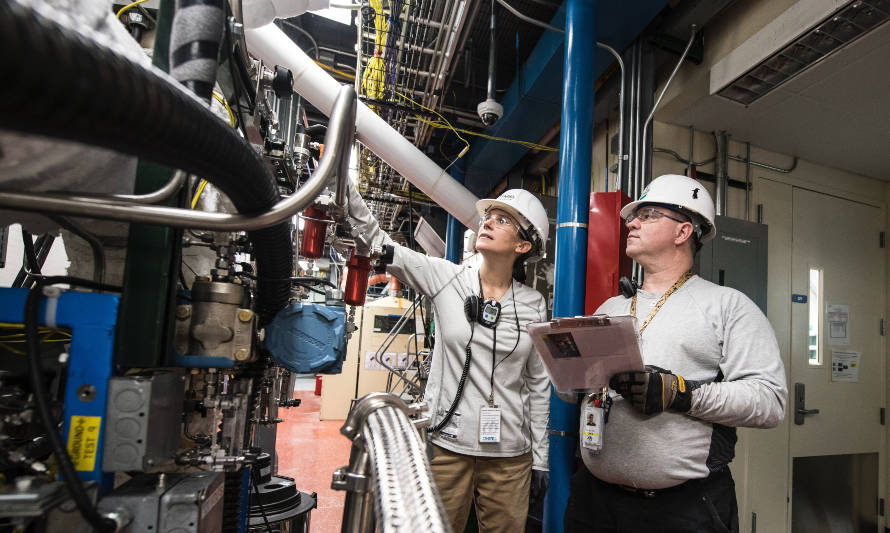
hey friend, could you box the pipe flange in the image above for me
[340,393,413,439]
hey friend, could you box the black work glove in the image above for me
[609,365,698,415]
[530,468,550,504]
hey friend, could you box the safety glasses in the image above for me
[624,207,689,225]
[480,212,519,230]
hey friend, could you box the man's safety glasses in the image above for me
[624,207,689,225]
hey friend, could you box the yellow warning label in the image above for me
[67,416,102,471]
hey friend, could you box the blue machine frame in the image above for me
[0,287,119,494]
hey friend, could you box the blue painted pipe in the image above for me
[445,162,466,263]
[544,0,596,531]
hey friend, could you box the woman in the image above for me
[347,183,551,533]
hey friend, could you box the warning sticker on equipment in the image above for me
[67,416,102,471]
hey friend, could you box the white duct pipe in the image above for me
[246,23,481,230]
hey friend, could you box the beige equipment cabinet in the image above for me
[319,306,362,420]
[320,296,421,420]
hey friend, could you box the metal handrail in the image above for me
[0,86,356,230]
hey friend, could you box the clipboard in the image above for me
[526,314,644,392]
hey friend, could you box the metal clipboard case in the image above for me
[526,315,644,393]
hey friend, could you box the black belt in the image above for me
[598,467,728,499]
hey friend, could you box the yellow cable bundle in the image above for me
[361,0,388,111]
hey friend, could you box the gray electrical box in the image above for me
[98,472,224,533]
[694,215,768,313]
[103,371,185,472]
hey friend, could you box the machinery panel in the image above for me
[695,215,768,312]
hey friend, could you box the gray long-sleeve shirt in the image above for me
[581,275,787,489]
[346,183,551,469]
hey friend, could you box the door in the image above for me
[789,186,885,532]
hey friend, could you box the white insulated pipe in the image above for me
[246,23,481,230]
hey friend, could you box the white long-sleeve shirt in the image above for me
[581,275,787,488]
[346,184,551,469]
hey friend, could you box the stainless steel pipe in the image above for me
[0,87,356,230]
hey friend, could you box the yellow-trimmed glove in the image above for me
[609,365,699,415]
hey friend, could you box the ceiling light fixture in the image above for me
[718,0,890,105]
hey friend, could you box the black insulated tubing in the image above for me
[170,0,225,103]
[0,0,292,321]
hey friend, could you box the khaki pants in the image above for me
[430,445,532,533]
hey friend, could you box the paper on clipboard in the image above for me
[526,314,644,392]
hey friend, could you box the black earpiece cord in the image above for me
[428,320,474,433]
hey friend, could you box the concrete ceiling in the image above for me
[657,19,890,181]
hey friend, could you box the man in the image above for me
[564,174,787,533]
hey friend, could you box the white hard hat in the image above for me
[476,189,549,262]
[619,174,717,242]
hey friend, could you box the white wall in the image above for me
[0,224,69,287]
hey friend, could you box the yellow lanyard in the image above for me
[630,272,694,335]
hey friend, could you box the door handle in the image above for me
[794,382,819,425]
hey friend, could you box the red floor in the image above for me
[277,391,351,533]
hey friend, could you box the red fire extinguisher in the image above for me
[344,249,372,306]
[299,205,329,259]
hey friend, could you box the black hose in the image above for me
[0,0,292,321]
[26,276,123,533]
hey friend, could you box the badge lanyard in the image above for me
[629,271,694,335]
[480,281,520,444]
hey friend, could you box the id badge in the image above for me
[438,410,461,441]
[581,403,604,453]
[479,406,501,443]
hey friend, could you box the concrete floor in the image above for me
[277,382,350,533]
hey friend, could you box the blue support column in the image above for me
[445,161,466,264]
[544,0,595,531]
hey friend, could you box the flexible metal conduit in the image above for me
[493,2,627,187]
[641,25,697,185]
[496,0,562,33]
[337,394,449,533]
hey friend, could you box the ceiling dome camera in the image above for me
[477,99,504,127]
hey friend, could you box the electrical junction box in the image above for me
[265,302,347,374]
[694,215,768,313]
[102,371,185,472]
[98,472,224,533]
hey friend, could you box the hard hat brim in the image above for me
[475,198,532,233]
[619,200,717,241]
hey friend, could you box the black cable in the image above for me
[233,273,337,289]
[21,229,40,278]
[223,1,249,138]
[49,216,106,285]
[25,276,121,533]
[293,283,326,296]
[251,468,275,533]
[428,321,474,434]
[13,234,52,289]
